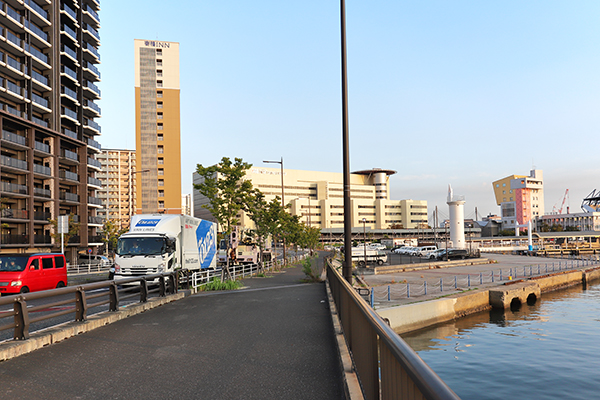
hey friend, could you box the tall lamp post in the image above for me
[264,158,286,265]
[362,218,367,267]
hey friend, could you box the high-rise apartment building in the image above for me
[97,149,137,229]
[0,0,102,260]
[134,39,181,215]
[493,169,544,231]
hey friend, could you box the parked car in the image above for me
[416,246,437,257]
[78,254,112,267]
[390,245,405,253]
[435,248,469,260]
[428,248,447,260]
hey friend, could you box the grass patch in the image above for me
[201,277,243,291]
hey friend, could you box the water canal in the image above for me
[401,282,600,400]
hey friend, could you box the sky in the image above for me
[96,1,600,224]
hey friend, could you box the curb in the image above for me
[0,291,188,362]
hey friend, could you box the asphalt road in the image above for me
[0,255,343,399]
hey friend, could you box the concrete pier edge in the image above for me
[0,291,188,362]
[378,266,600,335]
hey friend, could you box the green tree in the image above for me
[194,157,254,279]
[245,191,283,270]
[48,214,80,250]
[101,219,128,255]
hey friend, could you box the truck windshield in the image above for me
[0,256,29,272]
[117,237,166,256]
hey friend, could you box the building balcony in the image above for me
[88,215,104,225]
[83,61,101,81]
[88,196,103,207]
[34,140,50,154]
[31,70,51,91]
[63,128,79,141]
[82,4,100,25]
[88,235,104,244]
[2,234,29,245]
[60,148,80,163]
[24,0,50,26]
[59,191,80,203]
[25,43,51,69]
[33,163,51,177]
[87,137,102,152]
[24,20,50,48]
[0,181,28,196]
[83,99,101,117]
[87,157,102,170]
[84,119,100,133]
[83,80,101,99]
[60,45,79,66]
[59,170,79,183]
[0,155,28,172]
[61,65,80,85]
[1,209,28,219]
[60,24,79,46]
[1,129,28,148]
[82,42,100,63]
[33,211,52,222]
[33,187,51,198]
[60,4,78,25]
[61,107,80,125]
[33,235,52,244]
[88,176,102,188]
[61,85,80,105]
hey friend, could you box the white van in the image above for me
[416,246,437,257]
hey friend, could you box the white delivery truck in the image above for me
[114,214,217,280]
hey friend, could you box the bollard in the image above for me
[455,276,457,289]
[538,265,540,275]
[499,269,502,281]
[492,271,495,283]
[407,283,410,298]
[388,285,391,301]
[370,288,374,307]
[424,281,427,295]
[468,274,471,287]
[480,272,482,285]
[440,278,443,292]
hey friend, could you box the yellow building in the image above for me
[134,39,181,214]
[193,167,427,230]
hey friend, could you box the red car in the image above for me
[0,253,67,294]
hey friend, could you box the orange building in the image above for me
[134,39,181,214]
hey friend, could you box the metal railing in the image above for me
[190,261,275,291]
[366,257,600,307]
[0,272,177,340]
[327,260,460,400]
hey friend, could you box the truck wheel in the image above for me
[358,260,366,267]
[377,259,384,265]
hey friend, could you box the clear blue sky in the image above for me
[97,1,600,223]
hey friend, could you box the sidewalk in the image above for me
[0,256,343,399]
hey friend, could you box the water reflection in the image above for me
[399,283,600,400]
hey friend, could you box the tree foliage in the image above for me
[47,214,80,247]
[194,157,254,277]
[101,219,128,254]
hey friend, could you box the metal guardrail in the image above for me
[0,272,177,341]
[191,261,275,291]
[326,260,460,400]
[67,263,112,275]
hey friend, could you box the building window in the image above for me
[503,190,506,194]
[158,190,164,197]
[158,179,164,187]
[157,134,163,141]
[157,123,163,130]
[158,201,164,208]
[156,49,162,55]
[158,157,164,165]
[157,101,163,109]
[156,70,163,77]
[156,80,163,88]
[158,169,164,176]
[158,146,164,154]
[157,91,163,98]
[157,112,163,119]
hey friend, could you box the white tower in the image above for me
[447,185,466,249]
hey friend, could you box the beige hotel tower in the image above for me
[134,39,181,214]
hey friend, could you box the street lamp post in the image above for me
[362,218,367,267]
[264,158,286,266]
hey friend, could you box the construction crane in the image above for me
[552,189,569,214]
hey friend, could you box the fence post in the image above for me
[370,288,374,307]
[480,272,482,285]
[13,297,29,340]
[75,288,87,321]
[139,279,148,303]
[109,282,119,311]
[440,278,443,292]
[468,274,471,287]
[424,281,427,295]
[387,285,390,301]
[454,276,457,289]
[407,283,410,298]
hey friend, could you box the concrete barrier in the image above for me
[0,291,187,362]
[489,282,540,309]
